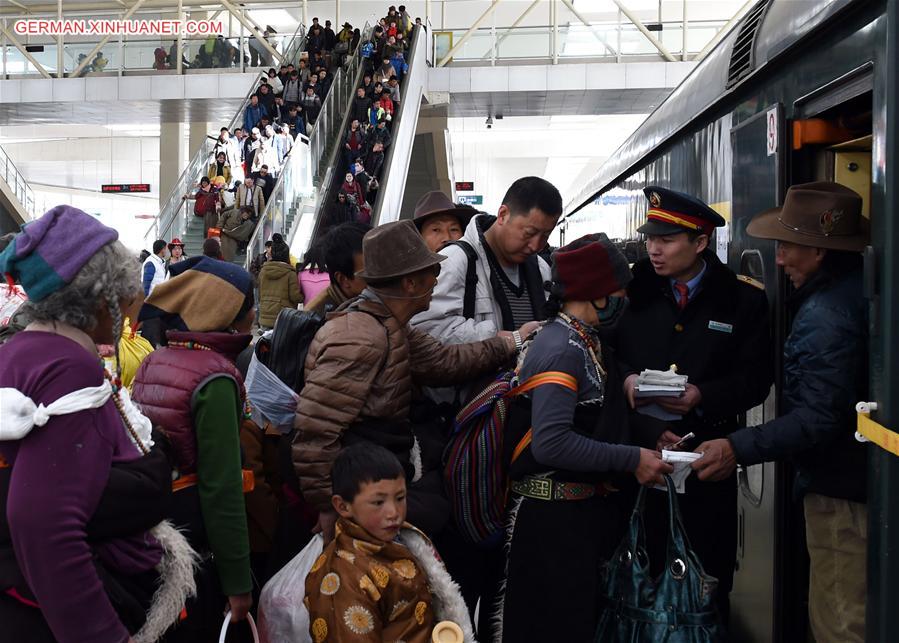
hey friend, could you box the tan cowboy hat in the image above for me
[747,181,870,251]
[357,220,447,281]
[412,191,476,230]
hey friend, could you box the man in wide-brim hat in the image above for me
[691,181,870,643]
[412,190,475,253]
[291,219,519,542]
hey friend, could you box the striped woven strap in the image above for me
[507,371,578,464]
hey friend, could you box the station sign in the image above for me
[102,183,151,193]
[455,181,474,192]
[458,195,483,206]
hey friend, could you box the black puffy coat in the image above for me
[729,266,868,502]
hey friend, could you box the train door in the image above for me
[727,104,788,643]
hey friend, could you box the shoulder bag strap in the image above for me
[445,240,478,320]
[506,370,578,464]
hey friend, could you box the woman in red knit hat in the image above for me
[495,233,673,643]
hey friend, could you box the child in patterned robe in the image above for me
[305,445,475,643]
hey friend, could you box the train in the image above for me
[563,0,899,640]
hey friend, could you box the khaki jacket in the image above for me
[258,261,301,328]
[292,293,513,509]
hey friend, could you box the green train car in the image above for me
[565,0,899,640]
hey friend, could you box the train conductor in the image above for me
[615,186,774,624]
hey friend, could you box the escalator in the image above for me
[144,21,308,265]
[280,22,428,263]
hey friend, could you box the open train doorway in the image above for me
[729,70,873,643]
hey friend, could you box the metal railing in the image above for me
[438,19,729,64]
[0,144,36,220]
[145,22,306,246]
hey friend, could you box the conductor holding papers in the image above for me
[614,186,774,624]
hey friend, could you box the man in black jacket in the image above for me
[350,87,372,124]
[615,186,773,624]
[692,182,869,642]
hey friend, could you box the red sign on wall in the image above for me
[455,181,474,192]
[102,183,151,193]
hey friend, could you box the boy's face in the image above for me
[333,476,406,542]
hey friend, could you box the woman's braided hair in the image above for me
[22,240,141,382]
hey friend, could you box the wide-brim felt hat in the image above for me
[412,191,475,230]
[357,219,447,281]
[747,181,869,251]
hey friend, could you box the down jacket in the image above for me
[292,291,514,509]
[258,260,301,328]
[729,267,868,502]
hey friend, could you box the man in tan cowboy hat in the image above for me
[412,190,475,253]
[292,220,518,542]
[692,182,870,643]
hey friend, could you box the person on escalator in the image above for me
[351,87,373,125]
[341,172,366,209]
[375,56,397,84]
[344,120,366,169]
[301,87,322,129]
[378,92,395,120]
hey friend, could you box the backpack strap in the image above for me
[445,240,479,320]
[505,370,578,464]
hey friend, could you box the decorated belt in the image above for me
[511,475,610,501]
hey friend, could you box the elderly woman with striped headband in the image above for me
[0,205,195,643]
[495,233,673,643]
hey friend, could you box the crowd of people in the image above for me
[168,12,373,268]
[0,169,872,643]
[324,6,420,228]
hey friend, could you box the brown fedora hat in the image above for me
[747,182,869,251]
[412,191,476,230]
[357,219,447,281]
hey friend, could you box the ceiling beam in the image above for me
[70,0,148,77]
[0,23,53,78]
[558,0,617,57]
[609,0,676,62]
[0,0,282,16]
[218,0,283,63]
[438,0,502,67]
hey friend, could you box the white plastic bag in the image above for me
[218,612,259,643]
[0,284,27,326]
[244,351,299,433]
[257,535,323,643]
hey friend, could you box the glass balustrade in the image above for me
[439,19,728,63]
[3,28,299,77]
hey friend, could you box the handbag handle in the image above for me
[218,611,259,643]
[623,475,696,576]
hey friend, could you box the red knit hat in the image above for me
[551,233,632,301]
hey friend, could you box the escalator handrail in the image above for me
[371,24,424,225]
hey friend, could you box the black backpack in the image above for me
[266,308,326,391]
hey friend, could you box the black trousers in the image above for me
[499,493,625,643]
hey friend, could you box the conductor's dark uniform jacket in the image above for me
[616,249,773,600]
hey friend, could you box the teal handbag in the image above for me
[595,475,723,642]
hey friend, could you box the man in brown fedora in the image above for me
[412,190,474,253]
[291,220,518,542]
[692,182,870,643]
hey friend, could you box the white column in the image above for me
[159,122,185,209]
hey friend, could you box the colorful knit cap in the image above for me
[139,257,253,332]
[551,233,632,301]
[0,205,118,302]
